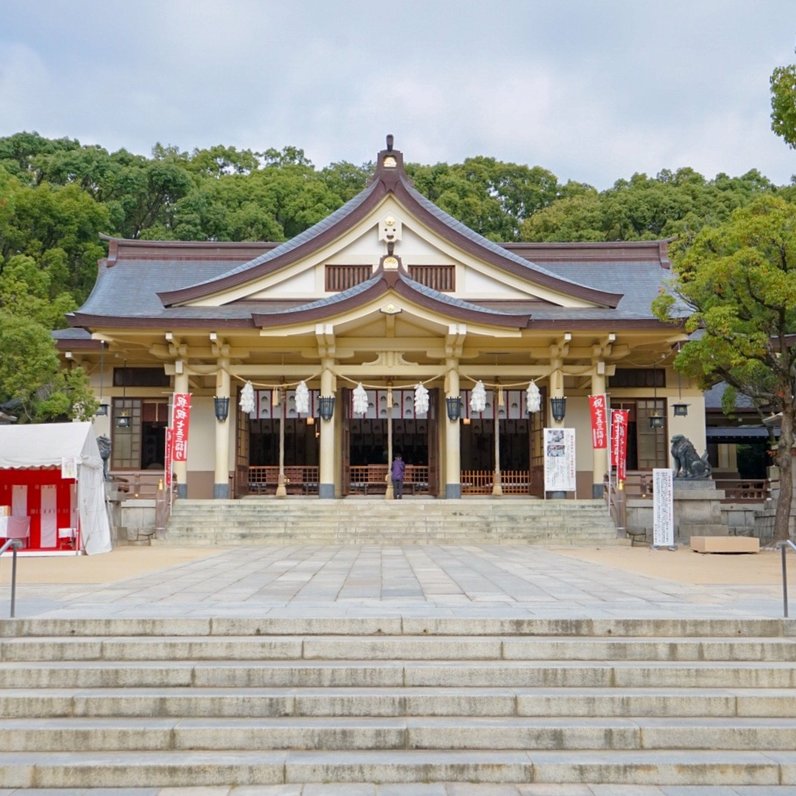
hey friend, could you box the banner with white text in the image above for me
[170,392,192,463]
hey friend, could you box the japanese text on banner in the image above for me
[611,409,629,482]
[171,392,192,463]
[589,395,608,449]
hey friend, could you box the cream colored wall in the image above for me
[461,267,533,298]
[569,396,593,474]
[188,397,223,471]
[259,269,316,296]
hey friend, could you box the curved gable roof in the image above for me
[158,138,623,309]
[252,265,531,329]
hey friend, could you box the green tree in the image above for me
[653,196,796,542]
[521,168,775,243]
[0,311,96,422]
[771,56,796,149]
[0,255,76,328]
[0,173,109,301]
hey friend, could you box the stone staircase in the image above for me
[164,498,623,546]
[0,616,794,788]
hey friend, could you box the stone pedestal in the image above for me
[673,480,728,541]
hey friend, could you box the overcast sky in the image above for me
[1,1,794,189]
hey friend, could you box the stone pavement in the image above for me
[0,543,788,620]
[1,784,796,795]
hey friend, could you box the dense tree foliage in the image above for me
[0,117,792,423]
[771,56,796,150]
[653,197,796,542]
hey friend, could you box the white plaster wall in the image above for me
[188,397,219,471]
[461,267,530,299]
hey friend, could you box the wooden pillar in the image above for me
[591,367,608,498]
[319,360,336,498]
[213,360,230,498]
[445,360,461,499]
[276,388,287,498]
[173,369,189,499]
[492,385,503,496]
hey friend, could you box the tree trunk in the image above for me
[773,408,794,542]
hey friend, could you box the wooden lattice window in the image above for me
[408,265,455,292]
[325,264,372,291]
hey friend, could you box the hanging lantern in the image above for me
[414,383,430,415]
[239,381,256,415]
[470,380,487,413]
[294,380,310,415]
[526,381,541,414]
[353,383,369,416]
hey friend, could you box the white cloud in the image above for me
[0,0,794,188]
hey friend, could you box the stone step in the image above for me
[2,634,794,662]
[164,498,622,546]
[0,659,793,689]
[3,715,796,753]
[2,686,794,719]
[0,748,795,788]
[2,616,790,637]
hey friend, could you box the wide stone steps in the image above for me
[1,749,796,789]
[2,715,796,752]
[164,498,623,545]
[1,659,793,689]
[0,617,794,787]
[2,686,795,718]
[2,634,794,661]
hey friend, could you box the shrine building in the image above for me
[56,137,702,500]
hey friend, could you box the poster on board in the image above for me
[652,467,675,547]
[544,427,576,492]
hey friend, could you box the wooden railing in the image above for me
[714,479,772,502]
[248,466,319,495]
[603,472,773,504]
[347,464,430,495]
[111,472,165,499]
[461,470,534,495]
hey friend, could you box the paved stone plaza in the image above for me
[0,543,788,621]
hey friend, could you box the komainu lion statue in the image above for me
[670,434,712,479]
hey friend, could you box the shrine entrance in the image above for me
[342,388,439,496]
[459,387,544,496]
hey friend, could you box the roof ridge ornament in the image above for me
[386,134,394,152]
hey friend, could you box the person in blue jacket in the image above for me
[391,453,406,499]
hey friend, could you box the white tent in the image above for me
[0,422,111,554]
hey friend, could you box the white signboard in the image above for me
[652,468,675,547]
[544,428,576,492]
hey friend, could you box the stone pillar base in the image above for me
[176,484,188,499]
[592,483,605,498]
[318,483,335,499]
[213,483,229,499]
[445,484,461,499]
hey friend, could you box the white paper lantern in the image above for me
[414,383,429,415]
[239,381,256,415]
[294,380,310,414]
[470,380,487,413]
[526,381,541,413]
[352,383,369,416]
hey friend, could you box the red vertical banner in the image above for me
[171,393,192,463]
[164,427,173,489]
[589,395,608,449]
[611,409,629,482]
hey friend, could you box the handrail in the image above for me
[781,539,796,618]
[0,538,22,618]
